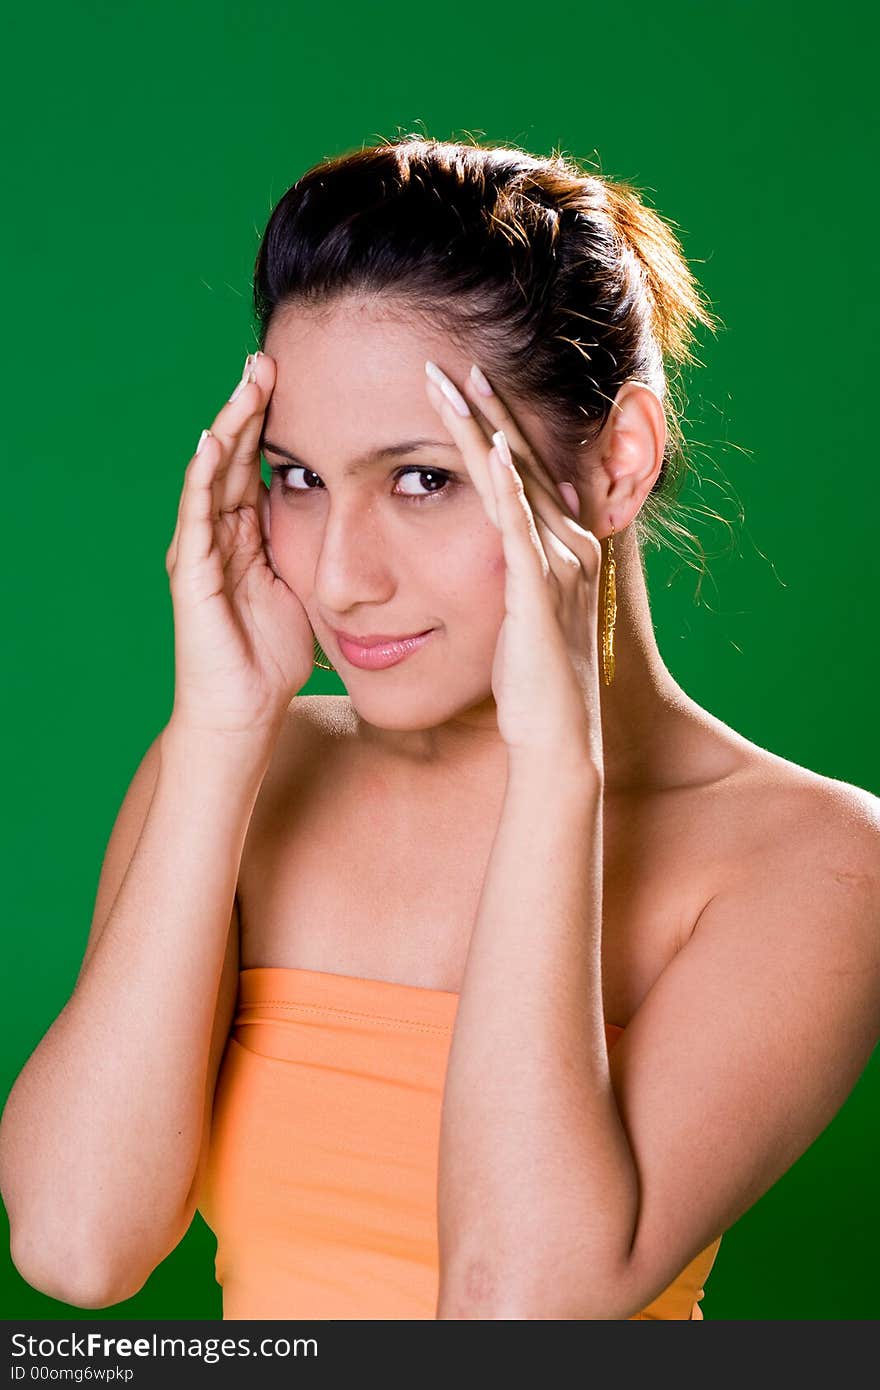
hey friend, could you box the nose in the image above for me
[310,497,397,615]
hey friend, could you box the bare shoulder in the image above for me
[697,741,880,1020]
[601,739,879,1316]
[247,693,357,811]
[668,712,880,987]
[728,742,880,881]
[272,692,355,754]
[782,761,880,947]
[794,764,880,866]
[286,693,359,739]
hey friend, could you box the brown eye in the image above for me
[393,467,455,502]
[268,462,459,505]
[269,464,322,491]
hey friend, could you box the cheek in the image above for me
[266,508,312,583]
[452,542,507,637]
[267,498,505,600]
[461,533,506,595]
[447,532,505,585]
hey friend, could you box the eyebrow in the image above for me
[259,435,458,476]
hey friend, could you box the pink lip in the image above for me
[330,627,437,670]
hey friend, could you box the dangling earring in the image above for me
[600,524,616,687]
[313,636,334,672]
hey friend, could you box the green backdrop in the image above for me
[2,0,877,1320]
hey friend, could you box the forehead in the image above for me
[261,295,560,470]
[261,301,462,458]
[265,297,471,384]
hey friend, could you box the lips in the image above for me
[330,626,437,671]
[331,628,433,648]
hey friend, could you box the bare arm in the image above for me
[0,718,277,1308]
[436,764,880,1320]
[435,757,638,1318]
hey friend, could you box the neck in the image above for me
[596,527,700,793]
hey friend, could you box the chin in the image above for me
[343,682,491,735]
[343,689,447,732]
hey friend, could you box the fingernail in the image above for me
[492,430,513,467]
[196,428,211,455]
[470,363,494,396]
[228,353,255,403]
[558,481,580,517]
[425,360,471,417]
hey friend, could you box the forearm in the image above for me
[0,723,272,1289]
[436,756,638,1319]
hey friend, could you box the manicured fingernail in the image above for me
[558,481,580,517]
[228,353,255,403]
[470,363,493,396]
[492,430,513,467]
[196,428,211,455]
[425,360,471,417]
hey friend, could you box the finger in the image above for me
[212,351,277,514]
[488,434,554,621]
[462,364,603,561]
[426,360,601,574]
[557,480,581,517]
[425,360,568,537]
[534,510,583,578]
[171,429,223,574]
[492,422,600,575]
[465,363,572,506]
[166,426,209,571]
[257,477,282,578]
[465,366,555,503]
[167,348,275,575]
[424,362,499,527]
[492,428,586,593]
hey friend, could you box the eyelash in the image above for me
[267,463,458,505]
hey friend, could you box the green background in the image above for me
[2,0,877,1320]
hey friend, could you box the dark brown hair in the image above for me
[252,134,723,567]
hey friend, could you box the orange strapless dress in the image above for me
[196,967,722,1319]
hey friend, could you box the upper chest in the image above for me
[236,719,773,1027]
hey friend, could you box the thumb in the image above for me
[257,480,281,578]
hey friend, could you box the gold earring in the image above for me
[600,524,616,687]
[313,636,334,671]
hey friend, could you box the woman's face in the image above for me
[261,297,563,736]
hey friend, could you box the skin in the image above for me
[260,293,739,794]
[3,292,874,1318]
[246,294,879,1318]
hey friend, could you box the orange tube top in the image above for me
[196,967,722,1320]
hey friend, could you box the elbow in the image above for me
[436,1286,616,1321]
[9,1223,146,1310]
[437,1252,639,1321]
[5,1187,193,1311]
[437,1253,527,1320]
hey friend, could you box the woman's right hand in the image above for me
[164,351,317,740]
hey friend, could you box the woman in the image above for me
[1,136,877,1321]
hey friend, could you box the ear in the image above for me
[600,381,667,494]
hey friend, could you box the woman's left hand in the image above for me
[424,359,606,772]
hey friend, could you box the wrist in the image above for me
[506,748,604,799]
[161,717,280,782]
